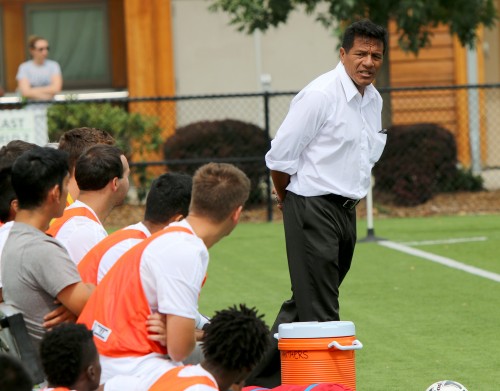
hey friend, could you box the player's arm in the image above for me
[44,283,95,328]
[55,282,94,316]
[166,314,196,362]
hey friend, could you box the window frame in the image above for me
[24,1,112,89]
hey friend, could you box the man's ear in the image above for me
[340,47,346,64]
[86,364,96,381]
[48,184,61,202]
[111,177,119,192]
[231,205,243,224]
[7,199,18,221]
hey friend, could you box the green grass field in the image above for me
[199,215,500,390]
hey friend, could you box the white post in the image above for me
[358,175,384,242]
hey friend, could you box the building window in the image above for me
[25,2,111,89]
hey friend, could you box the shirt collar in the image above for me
[337,62,377,104]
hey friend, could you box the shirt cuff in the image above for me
[265,157,298,175]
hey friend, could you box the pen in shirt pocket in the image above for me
[378,128,388,134]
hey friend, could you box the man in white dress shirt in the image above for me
[249,19,388,387]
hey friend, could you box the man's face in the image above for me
[340,35,384,94]
[115,155,130,206]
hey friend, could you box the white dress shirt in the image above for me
[266,62,387,199]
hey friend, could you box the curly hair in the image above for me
[40,323,96,387]
[202,304,270,372]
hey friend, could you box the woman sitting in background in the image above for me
[16,35,62,101]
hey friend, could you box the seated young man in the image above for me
[47,145,130,264]
[39,323,102,391]
[149,304,270,391]
[2,147,94,349]
[78,173,192,285]
[57,127,115,206]
[78,163,251,391]
[0,140,38,302]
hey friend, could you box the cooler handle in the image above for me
[328,339,363,351]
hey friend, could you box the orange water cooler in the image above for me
[276,321,363,391]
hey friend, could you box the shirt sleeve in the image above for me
[30,238,82,298]
[142,244,205,320]
[51,61,62,76]
[16,63,27,80]
[265,89,333,175]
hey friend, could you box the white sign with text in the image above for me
[0,108,49,147]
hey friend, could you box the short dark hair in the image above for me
[0,140,38,222]
[202,304,269,372]
[11,147,69,210]
[75,144,124,191]
[0,354,33,391]
[342,19,388,55]
[40,323,97,387]
[145,173,192,224]
[58,127,115,173]
[190,163,250,223]
[0,140,38,172]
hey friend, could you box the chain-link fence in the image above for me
[1,83,500,220]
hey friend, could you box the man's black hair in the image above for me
[11,147,69,210]
[75,144,124,191]
[144,172,193,224]
[202,304,270,372]
[341,19,388,54]
[0,354,33,391]
[0,140,38,221]
[40,323,96,387]
[0,140,38,172]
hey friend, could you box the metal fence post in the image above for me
[263,91,273,222]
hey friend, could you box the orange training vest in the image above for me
[78,228,147,285]
[149,365,217,391]
[78,226,194,358]
[46,207,100,237]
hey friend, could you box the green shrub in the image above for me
[373,123,483,206]
[163,119,269,205]
[47,102,163,158]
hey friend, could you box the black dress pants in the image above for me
[246,191,357,387]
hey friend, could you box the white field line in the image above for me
[400,236,487,246]
[378,240,500,282]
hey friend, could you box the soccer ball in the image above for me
[426,380,468,391]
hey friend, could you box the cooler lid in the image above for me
[277,321,355,339]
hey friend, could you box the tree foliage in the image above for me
[209,0,498,53]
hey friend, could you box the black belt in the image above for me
[322,193,360,210]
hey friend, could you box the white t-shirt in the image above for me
[16,59,61,87]
[55,200,107,265]
[140,219,208,321]
[97,222,151,283]
[0,221,14,288]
